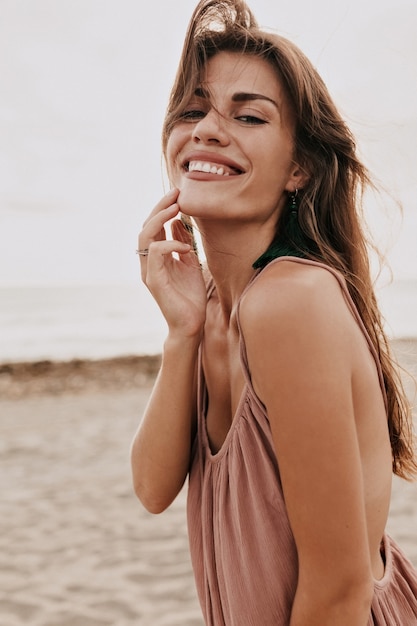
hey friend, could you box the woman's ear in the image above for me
[285,162,311,192]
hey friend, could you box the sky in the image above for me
[0,0,416,287]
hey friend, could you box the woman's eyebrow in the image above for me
[232,92,279,109]
[193,87,279,110]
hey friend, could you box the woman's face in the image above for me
[166,51,304,226]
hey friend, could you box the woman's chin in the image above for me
[176,189,209,218]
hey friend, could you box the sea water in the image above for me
[0,283,166,363]
[0,280,416,364]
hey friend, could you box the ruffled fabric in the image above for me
[188,387,299,625]
[369,535,417,624]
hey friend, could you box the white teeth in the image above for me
[188,161,233,176]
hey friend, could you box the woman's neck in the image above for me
[198,220,271,319]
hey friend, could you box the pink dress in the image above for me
[187,257,417,625]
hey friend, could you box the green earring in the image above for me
[289,189,298,215]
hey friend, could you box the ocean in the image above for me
[0,284,166,364]
[1,280,416,364]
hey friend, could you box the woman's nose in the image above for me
[191,109,230,145]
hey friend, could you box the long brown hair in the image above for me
[162,0,417,479]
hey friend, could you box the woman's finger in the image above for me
[141,188,179,228]
[144,240,191,281]
[149,239,191,257]
[138,200,180,251]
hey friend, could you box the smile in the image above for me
[186,161,242,176]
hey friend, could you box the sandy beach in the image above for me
[1,341,417,626]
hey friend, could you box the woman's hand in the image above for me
[138,188,207,338]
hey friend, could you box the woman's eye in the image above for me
[236,115,266,125]
[180,109,206,121]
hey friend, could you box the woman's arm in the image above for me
[130,190,207,513]
[240,262,374,625]
[131,333,200,513]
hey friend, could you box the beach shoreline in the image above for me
[0,354,162,400]
[1,338,416,398]
[1,340,416,625]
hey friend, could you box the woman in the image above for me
[131,1,417,624]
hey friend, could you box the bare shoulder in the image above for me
[240,259,354,344]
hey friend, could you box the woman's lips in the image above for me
[182,152,245,177]
[187,160,242,176]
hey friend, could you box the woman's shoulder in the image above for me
[239,258,361,395]
[241,258,347,329]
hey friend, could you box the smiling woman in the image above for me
[130,1,417,625]
[166,51,303,229]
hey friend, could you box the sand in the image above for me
[1,342,417,626]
